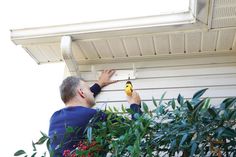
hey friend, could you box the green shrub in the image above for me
[15,89,236,157]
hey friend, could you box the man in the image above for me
[48,69,142,156]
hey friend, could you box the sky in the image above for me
[0,0,188,156]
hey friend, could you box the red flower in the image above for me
[71,153,76,157]
[63,141,98,157]
[63,150,71,157]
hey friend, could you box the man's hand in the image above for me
[127,90,141,105]
[97,69,118,88]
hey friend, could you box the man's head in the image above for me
[59,76,95,107]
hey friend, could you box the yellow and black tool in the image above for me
[125,78,133,96]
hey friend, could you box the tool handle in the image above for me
[125,81,133,96]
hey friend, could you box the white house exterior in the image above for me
[11,0,236,109]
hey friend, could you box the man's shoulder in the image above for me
[50,106,97,119]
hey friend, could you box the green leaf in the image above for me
[186,101,193,111]
[221,127,236,138]
[228,110,236,120]
[126,108,134,114]
[177,94,184,106]
[159,105,165,114]
[180,134,188,146]
[113,106,118,112]
[171,99,175,110]
[142,102,149,113]
[170,139,176,150]
[202,98,211,110]
[147,146,153,156]
[35,136,48,145]
[159,92,166,106]
[192,99,205,121]
[40,131,48,138]
[220,97,236,109]
[76,148,79,155]
[152,97,157,107]
[121,104,126,113]
[192,88,208,100]
[127,145,133,152]
[119,135,125,141]
[223,110,229,119]
[46,139,51,152]
[87,127,92,143]
[14,150,26,156]
[31,152,37,157]
[190,142,198,157]
[193,98,205,110]
[66,126,74,133]
[134,113,140,119]
[50,150,55,157]
[32,141,36,151]
[208,108,217,118]
[133,140,140,155]
[156,105,165,115]
[108,106,113,112]
[216,127,225,138]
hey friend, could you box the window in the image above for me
[76,0,190,22]
[13,0,190,28]
[12,0,208,44]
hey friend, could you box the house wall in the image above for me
[65,54,236,110]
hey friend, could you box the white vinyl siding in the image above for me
[70,54,236,110]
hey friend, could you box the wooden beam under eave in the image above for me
[61,36,80,76]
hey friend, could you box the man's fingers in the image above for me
[132,91,140,98]
[102,69,115,75]
[108,69,112,73]
[132,91,137,97]
[98,69,117,87]
[127,90,141,105]
[109,70,116,77]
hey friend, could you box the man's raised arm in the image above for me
[90,69,117,97]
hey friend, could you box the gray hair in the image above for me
[59,76,81,104]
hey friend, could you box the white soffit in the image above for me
[19,28,236,65]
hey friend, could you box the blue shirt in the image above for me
[48,83,141,156]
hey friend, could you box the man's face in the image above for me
[79,81,95,107]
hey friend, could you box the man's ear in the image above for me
[77,88,85,98]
